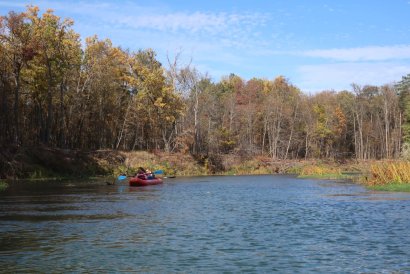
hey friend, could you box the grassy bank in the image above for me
[114,151,206,177]
[115,153,283,176]
[0,145,363,179]
[368,183,410,192]
[290,160,410,193]
[4,145,409,194]
[296,164,345,180]
[297,173,354,180]
[362,161,410,192]
[286,161,364,181]
[2,146,353,179]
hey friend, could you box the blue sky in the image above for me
[1,0,410,93]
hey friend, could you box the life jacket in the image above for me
[137,173,147,180]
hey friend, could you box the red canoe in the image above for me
[129,177,163,187]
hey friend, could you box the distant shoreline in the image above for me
[2,145,409,192]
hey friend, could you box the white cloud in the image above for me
[0,1,26,9]
[294,45,410,92]
[117,12,268,34]
[0,0,113,14]
[301,45,410,61]
[297,62,410,92]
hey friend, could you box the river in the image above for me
[1,175,410,273]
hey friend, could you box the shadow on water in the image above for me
[0,213,131,222]
[325,190,410,201]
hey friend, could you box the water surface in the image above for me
[1,175,410,273]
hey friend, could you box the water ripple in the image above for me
[0,175,410,273]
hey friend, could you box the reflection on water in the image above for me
[1,175,410,273]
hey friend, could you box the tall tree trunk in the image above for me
[285,102,299,160]
[45,62,53,144]
[384,98,390,158]
[262,118,267,155]
[193,86,199,154]
[116,102,131,149]
[305,132,309,160]
[58,79,66,147]
[13,64,21,144]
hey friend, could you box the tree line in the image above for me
[1,7,410,160]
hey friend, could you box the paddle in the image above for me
[117,174,127,181]
[107,174,127,185]
[153,170,164,175]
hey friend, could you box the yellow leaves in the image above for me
[272,75,287,88]
[26,5,39,17]
[154,97,166,108]
[262,80,272,94]
[84,36,129,83]
[63,18,74,27]
[164,115,175,122]
[313,104,332,139]
[111,47,126,61]
[85,35,98,46]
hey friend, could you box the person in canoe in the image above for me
[129,167,163,187]
[145,168,155,179]
[136,167,155,180]
[136,167,146,179]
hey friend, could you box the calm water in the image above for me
[1,175,410,273]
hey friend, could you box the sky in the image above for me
[1,0,410,93]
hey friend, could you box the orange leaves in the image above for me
[334,106,347,136]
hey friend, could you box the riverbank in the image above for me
[0,145,359,179]
[1,145,409,192]
[0,145,118,180]
[368,183,410,192]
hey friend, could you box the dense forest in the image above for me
[2,6,410,161]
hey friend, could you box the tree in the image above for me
[25,7,82,146]
[1,5,408,164]
[0,9,36,143]
[76,36,128,149]
[396,74,410,145]
[262,76,298,159]
[125,49,185,152]
[235,78,264,156]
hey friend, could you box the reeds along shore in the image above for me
[365,161,410,185]
[289,160,410,192]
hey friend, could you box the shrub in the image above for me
[0,180,8,191]
[365,161,410,185]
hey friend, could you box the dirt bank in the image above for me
[0,145,367,180]
[0,145,123,179]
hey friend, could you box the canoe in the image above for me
[129,177,163,187]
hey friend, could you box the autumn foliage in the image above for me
[1,6,409,164]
